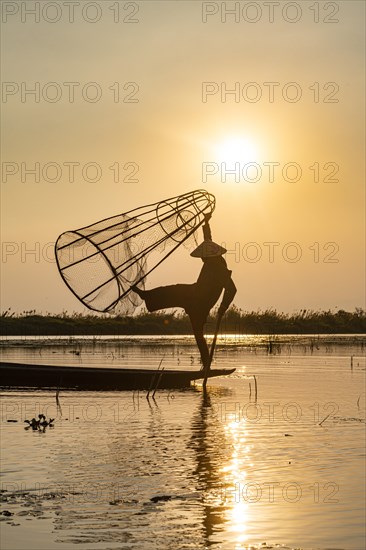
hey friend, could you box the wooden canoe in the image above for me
[0,361,235,391]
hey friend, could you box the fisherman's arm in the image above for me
[203,213,212,241]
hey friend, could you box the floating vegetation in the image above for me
[24,414,54,431]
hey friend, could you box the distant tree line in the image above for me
[1,306,365,336]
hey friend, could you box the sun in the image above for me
[214,136,259,165]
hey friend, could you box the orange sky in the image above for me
[1,1,365,314]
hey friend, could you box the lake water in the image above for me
[1,335,365,550]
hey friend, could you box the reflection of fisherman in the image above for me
[132,214,236,372]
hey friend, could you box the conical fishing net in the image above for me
[55,189,215,314]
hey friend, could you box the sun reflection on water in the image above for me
[221,415,252,548]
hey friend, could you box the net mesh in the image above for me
[55,189,215,314]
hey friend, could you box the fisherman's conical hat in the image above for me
[190,240,227,258]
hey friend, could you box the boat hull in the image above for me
[0,362,235,391]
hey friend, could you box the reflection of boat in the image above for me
[0,362,235,391]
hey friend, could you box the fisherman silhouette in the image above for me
[132,213,236,373]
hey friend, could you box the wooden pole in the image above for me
[146,358,163,399]
[202,313,223,390]
[152,368,165,399]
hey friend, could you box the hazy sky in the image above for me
[1,0,365,314]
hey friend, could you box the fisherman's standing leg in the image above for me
[189,314,210,372]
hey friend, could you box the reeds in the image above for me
[2,307,365,336]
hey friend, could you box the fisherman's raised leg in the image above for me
[132,284,194,313]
